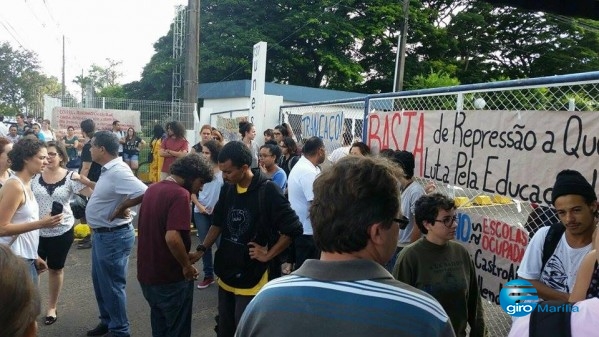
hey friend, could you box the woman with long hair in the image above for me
[0,138,63,285]
[159,121,189,180]
[211,128,225,145]
[349,142,371,156]
[191,124,213,154]
[0,137,14,187]
[148,124,166,183]
[190,140,224,289]
[31,141,92,325]
[239,121,259,168]
[123,127,146,171]
[278,137,300,177]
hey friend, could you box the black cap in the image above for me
[551,170,596,204]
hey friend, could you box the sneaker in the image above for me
[197,277,215,289]
[77,236,92,249]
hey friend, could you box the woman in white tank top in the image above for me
[0,138,63,284]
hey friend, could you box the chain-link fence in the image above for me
[279,99,366,159]
[277,72,599,337]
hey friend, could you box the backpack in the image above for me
[541,223,566,272]
[529,300,572,337]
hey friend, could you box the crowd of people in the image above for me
[1,115,598,337]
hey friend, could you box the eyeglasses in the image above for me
[434,215,458,228]
[394,216,410,230]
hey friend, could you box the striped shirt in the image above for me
[236,259,455,337]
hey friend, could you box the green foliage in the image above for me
[406,70,460,90]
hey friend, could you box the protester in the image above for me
[111,120,126,157]
[212,128,225,145]
[160,121,188,181]
[287,137,326,269]
[7,124,20,143]
[393,193,486,337]
[32,141,93,325]
[272,124,288,144]
[15,113,28,136]
[148,124,166,183]
[0,138,63,284]
[277,137,300,178]
[84,131,147,337]
[40,120,55,141]
[191,125,213,154]
[328,130,352,163]
[239,121,259,169]
[349,141,371,156]
[518,170,596,300]
[31,123,45,142]
[137,154,214,337]
[386,150,426,271]
[122,127,145,171]
[237,156,455,337]
[191,141,303,337]
[263,129,274,143]
[0,244,41,337]
[259,143,287,190]
[190,140,224,289]
[77,119,102,250]
[63,126,80,170]
[0,137,13,186]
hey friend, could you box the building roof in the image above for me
[198,80,366,103]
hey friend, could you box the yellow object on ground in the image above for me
[74,223,91,238]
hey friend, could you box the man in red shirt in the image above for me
[137,154,213,337]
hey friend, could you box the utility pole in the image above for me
[183,0,200,115]
[393,0,410,92]
[62,35,66,101]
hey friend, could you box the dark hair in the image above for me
[16,113,25,119]
[0,245,40,337]
[166,121,186,139]
[92,131,119,157]
[112,120,120,126]
[414,193,456,235]
[280,137,298,155]
[80,119,96,138]
[391,150,415,179]
[9,138,46,172]
[152,124,165,140]
[379,148,395,158]
[350,142,371,156]
[46,141,68,169]
[239,121,254,138]
[201,140,223,164]
[125,127,136,140]
[274,124,290,138]
[211,128,224,142]
[169,153,214,192]
[218,141,252,168]
[0,137,11,156]
[302,137,324,156]
[264,129,274,138]
[9,125,17,130]
[264,140,278,146]
[260,143,282,162]
[311,156,401,253]
[67,125,75,131]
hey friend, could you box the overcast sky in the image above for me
[0,0,187,95]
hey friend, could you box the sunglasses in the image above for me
[394,216,410,230]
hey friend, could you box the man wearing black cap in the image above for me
[518,169,597,301]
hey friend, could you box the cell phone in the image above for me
[51,201,63,216]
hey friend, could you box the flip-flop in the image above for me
[44,314,58,325]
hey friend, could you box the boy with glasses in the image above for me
[393,193,486,337]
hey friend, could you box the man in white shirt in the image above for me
[287,137,326,269]
[0,115,9,137]
[518,170,596,301]
[112,120,126,157]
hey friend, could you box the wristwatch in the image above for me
[196,244,207,252]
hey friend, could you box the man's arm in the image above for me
[524,279,569,301]
[190,225,223,262]
[165,230,198,280]
[80,161,91,178]
[248,234,292,263]
[110,195,144,221]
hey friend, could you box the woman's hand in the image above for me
[41,214,63,228]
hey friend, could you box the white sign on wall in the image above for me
[249,41,267,125]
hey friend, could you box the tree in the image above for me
[0,42,61,115]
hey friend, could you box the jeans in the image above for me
[91,225,135,337]
[194,212,218,278]
[140,280,194,337]
[217,286,254,337]
[24,258,38,287]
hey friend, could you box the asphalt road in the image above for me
[37,233,219,337]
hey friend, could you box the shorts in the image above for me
[38,227,74,270]
[123,153,139,161]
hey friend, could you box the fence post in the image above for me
[362,96,370,146]
[456,92,464,111]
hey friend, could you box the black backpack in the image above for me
[541,223,566,272]
[529,300,572,337]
